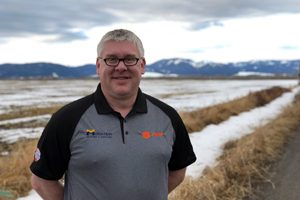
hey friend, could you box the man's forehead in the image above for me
[101,40,139,56]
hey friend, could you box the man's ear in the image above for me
[96,58,101,75]
[141,58,146,74]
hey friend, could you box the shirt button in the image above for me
[125,131,129,135]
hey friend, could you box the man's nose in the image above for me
[114,60,128,71]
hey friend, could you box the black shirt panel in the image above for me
[144,94,197,171]
[30,93,95,180]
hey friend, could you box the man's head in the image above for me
[97,29,144,58]
[96,29,146,102]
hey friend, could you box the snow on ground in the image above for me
[187,86,300,177]
[0,115,50,126]
[1,79,297,143]
[18,86,300,199]
[141,79,297,111]
[0,79,297,199]
[0,79,296,114]
[0,115,51,143]
[0,80,98,114]
[0,127,44,144]
[234,71,275,77]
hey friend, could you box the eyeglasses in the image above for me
[98,56,141,67]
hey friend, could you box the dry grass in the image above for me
[0,121,47,130]
[180,86,290,133]
[0,139,38,199]
[169,92,300,200]
[0,86,298,199]
[0,105,62,121]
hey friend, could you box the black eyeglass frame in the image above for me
[97,57,142,67]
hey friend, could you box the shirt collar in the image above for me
[94,83,147,115]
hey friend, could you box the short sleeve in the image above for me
[30,112,72,180]
[30,94,95,180]
[168,111,196,171]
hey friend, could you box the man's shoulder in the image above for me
[143,93,178,116]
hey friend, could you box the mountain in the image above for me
[147,58,300,77]
[0,59,299,79]
[0,63,95,78]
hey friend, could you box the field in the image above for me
[0,78,299,199]
[0,79,296,143]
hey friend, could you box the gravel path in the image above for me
[257,127,300,200]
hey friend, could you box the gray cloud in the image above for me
[1,0,300,42]
[189,20,224,31]
[0,0,119,42]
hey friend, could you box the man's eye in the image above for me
[125,57,136,62]
[107,58,118,62]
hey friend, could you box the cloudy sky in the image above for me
[1,0,300,66]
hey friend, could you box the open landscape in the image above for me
[2,1,300,199]
[0,78,299,200]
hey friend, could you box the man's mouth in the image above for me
[113,76,130,80]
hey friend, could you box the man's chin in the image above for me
[110,84,138,98]
[113,88,131,97]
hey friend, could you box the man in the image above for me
[30,29,196,200]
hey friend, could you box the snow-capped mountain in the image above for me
[146,58,299,76]
[0,58,299,79]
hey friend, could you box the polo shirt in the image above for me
[30,84,196,200]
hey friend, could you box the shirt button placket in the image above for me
[123,119,127,143]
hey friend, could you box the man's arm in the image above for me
[168,167,186,193]
[31,173,64,200]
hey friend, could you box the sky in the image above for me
[1,0,300,66]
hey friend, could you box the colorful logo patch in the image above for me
[80,129,112,139]
[34,148,41,161]
[85,129,96,135]
[141,131,165,139]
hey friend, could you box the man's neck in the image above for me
[103,91,138,118]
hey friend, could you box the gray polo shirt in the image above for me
[30,84,196,200]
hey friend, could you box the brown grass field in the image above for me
[169,91,300,200]
[0,105,62,121]
[180,86,290,133]
[0,86,299,199]
[0,140,37,199]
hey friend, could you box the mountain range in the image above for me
[0,58,299,79]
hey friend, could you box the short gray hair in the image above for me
[97,29,144,57]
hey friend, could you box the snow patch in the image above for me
[235,71,275,77]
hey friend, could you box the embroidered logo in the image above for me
[141,131,165,139]
[85,129,96,135]
[80,129,113,139]
[34,148,41,161]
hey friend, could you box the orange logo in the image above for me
[153,132,164,137]
[142,131,152,139]
[141,131,165,139]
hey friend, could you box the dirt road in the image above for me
[257,127,300,200]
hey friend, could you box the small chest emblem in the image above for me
[80,129,113,139]
[85,129,96,135]
[141,131,165,139]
